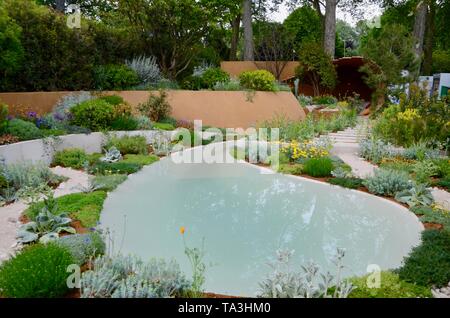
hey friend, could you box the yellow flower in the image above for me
[180,226,185,235]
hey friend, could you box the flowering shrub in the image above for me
[281,140,330,162]
[239,70,276,91]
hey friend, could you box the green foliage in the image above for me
[373,86,449,147]
[303,157,334,178]
[262,110,357,142]
[312,95,338,105]
[0,6,23,80]
[98,95,125,106]
[328,177,364,189]
[410,206,450,232]
[432,50,450,74]
[359,23,418,100]
[92,174,128,192]
[1,161,61,191]
[398,230,450,288]
[239,70,276,91]
[348,271,431,298]
[56,232,105,266]
[26,191,107,228]
[81,254,191,298]
[93,64,139,90]
[17,195,76,244]
[110,116,139,131]
[138,90,172,122]
[295,42,337,96]
[70,99,115,131]
[359,138,396,164]
[363,169,411,196]
[395,184,434,208]
[283,6,321,49]
[0,103,9,133]
[433,159,450,178]
[278,164,304,175]
[434,177,450,191]
[53,148,88,169]
[153,122,175,131]
[105,135,148,155]
[258,249,354,298]
[184,67,231,90]
[0,243,75,298]
[89,162,142,176]
[6,119,43,141]
[413,160,438,185]
[123,154,159,166]
[379,159,415,174]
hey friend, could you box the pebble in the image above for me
[7,217,17,224]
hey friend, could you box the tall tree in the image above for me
[243,0,254,60]
[412,1,427,63]
[324,0,338,57]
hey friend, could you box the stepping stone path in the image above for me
[319,117,450,212]
[0,167,90,263]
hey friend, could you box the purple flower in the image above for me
[27,111,37,118]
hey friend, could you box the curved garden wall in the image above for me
[0,91,306,129]
[0,130,172,165]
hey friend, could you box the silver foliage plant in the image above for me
[81,254,191,298]
[101,146,122,163]
[126,56,161,85]
[258,249,354,298]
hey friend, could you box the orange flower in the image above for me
[180,226,185,235]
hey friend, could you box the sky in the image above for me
[270,3,383,26]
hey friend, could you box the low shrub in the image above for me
[432,159,450,178]
[434,177,450,191]
[398,229,450,288]
[92,174,128,192]
[312,95,338,105]
[328,177,364,189]
[201,68,230,89]
[81,255,191,298]
[413,160,438,184]
[56,232,105,265]
[2,161,62,191]
[278,164,304,175]
[123,154,159,166]
[105,135,148,155]
[70,99,115,131]
[93,64,139,90]
[0,103,9,133]
[359,138,396,164]
[401,142,441,161]
[303,157,333,177]
[138,90,172,122]
[98,95,125,106]
[153,122,175,131]
[110,116,139,131]
[0,243,75,298]
[6,119,43,141]
[379,158,416,174]
[136,116,153,130]
[25,191,107,228]
[53,148,88,169]
[86,153,103,165]
[363,169,411,196]
[89,161,142,176]
[239,70,276,91]
[410,206,450,231]
[348,271,431,298]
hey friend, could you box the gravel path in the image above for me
[0,167,90,263]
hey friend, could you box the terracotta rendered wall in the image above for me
[0,90,306,128]
[220,61,300,81]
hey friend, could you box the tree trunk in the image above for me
[229,14,241,61]
[413,0,428,71]
[55,0,65,12]
[423,1,435,76]
[323,0,337,58]
[242,0,254,61]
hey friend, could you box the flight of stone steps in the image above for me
[316,117,370,147]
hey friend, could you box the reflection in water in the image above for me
[101,154,423,297]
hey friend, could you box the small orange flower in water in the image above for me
[180,226,185,235]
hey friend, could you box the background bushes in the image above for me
[105,135,148,155]
[53,148,88,169]
[6,119,43,141]
[93,64,139,90]
[70,99,116,131]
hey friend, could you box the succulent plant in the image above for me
[395,184,434,208]
[101,146,122,163]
